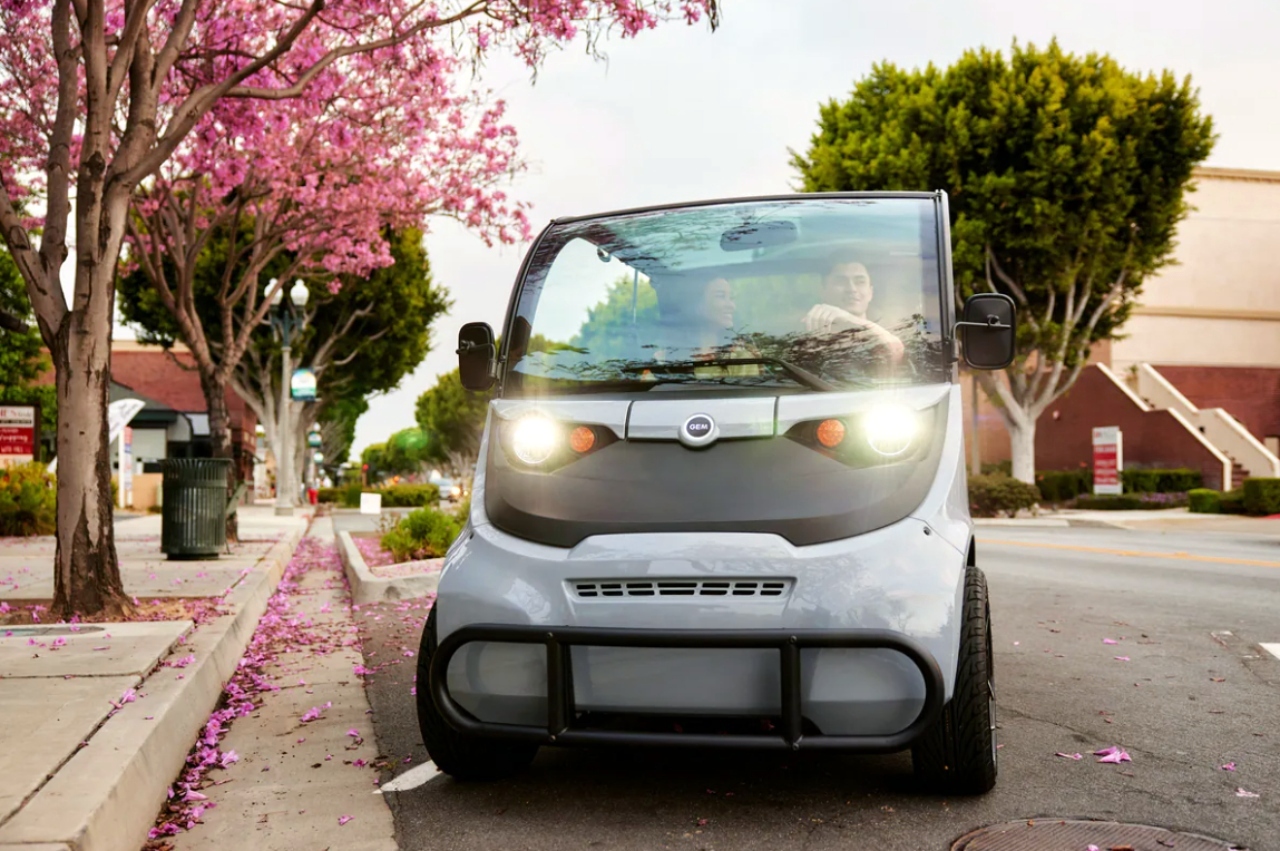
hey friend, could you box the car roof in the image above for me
[548,191,943,226]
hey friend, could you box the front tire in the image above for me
[415,606,540,781]
[911,566,997,794]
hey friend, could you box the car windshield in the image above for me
[503,197,949,395]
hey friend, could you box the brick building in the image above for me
[964,166,1280,490]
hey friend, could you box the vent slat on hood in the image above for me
[572,579,791,599]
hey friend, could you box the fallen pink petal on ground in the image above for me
[1114,655,1131,661]
[1096,748,1132,764]
[339,815,354,825]
[1102,638,1118,645]
[1054,752,1083,760]
[1221,761,1237,771]
[1236,788,1260,798]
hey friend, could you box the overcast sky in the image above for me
[280,0,1280,457]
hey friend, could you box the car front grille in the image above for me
[571,579,791,599]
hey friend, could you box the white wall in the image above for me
[1111,168,1280,373]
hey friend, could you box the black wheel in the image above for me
[911,566,997,794]
[415,605,539,781]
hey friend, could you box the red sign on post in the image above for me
[1092,426,1123,495]
[0,405,38,465]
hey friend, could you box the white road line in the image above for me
[1260,643,1280,660]
[376,760,441,793]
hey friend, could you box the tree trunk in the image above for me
[198,369,239,542]
[1008,418,1037,485]
[49,276,134,621]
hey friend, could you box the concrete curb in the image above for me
[336,530,439,605]
[0,525,307,851]
[973,518,1070,528]
[1065,517,1130,530]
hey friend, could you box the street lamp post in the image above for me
[270,278,310,516]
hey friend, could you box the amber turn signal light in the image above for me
[816,418,846,449]
[569,425,596,454]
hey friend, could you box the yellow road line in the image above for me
[981,538,1280,569]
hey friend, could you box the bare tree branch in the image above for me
[151,0,200,87]
[106,0,159,108]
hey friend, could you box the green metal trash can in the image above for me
[161,458,233,559]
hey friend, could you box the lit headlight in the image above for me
[862,404,918,457]
[510,414,559,465]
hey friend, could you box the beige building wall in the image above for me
[1110,166,1280,373]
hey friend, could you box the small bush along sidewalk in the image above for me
[316,482,439,508]
[968,474,1042,518]
[377,497,470,562]
[1189,478,1280,516]
[0,461,56,536]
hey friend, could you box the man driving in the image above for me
[803,253,906,365]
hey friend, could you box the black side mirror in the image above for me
[457,322,496,391]
[957,293,1016,370]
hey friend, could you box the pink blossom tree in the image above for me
[0,0,720,619]
[124,53,526,538]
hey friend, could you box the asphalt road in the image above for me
[354,522,1280,851]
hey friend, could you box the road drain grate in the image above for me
[952,819,1249,851]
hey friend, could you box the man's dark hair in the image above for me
[824,249,868,277]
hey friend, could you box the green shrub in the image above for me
[968,474,1041,518]
[1121,467,1202,494]
[317,482,362,507]
[1037,468,1092,503]
[1074,492,1188,510]
[0,461,57,536]
[378,483,439,507]
[1220,489,1246,514]
[1187,488,1221,514]
[380,506,461,562]
[1242,478,1280,516]
[980,460,1012,477]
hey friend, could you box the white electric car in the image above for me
[416,192,1015,794]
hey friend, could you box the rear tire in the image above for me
[416,606,540,781]
[911,566,997,794]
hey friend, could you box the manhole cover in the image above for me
[953,820,1248,851]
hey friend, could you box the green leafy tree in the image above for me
[792,40,1215,482]
[361,442,387,484]
[415,368,491,478]
[0,246,56,443]
[381,427,435,476]
[569,274,659,359]
[318,396,367,472]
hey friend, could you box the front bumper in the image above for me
[429,623,945,752]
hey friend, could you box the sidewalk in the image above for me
[975,506,1280,532]
[156,516,397,851]
[0,506,307,851]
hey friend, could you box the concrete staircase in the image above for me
[1129,363,1280,491]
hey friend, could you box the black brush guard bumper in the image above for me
[428,625,946,752]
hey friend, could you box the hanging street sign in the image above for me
[291,368,317,401]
